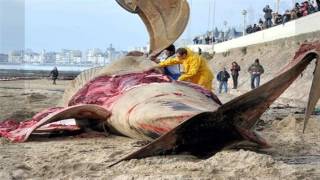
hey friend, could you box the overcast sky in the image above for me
[0,0,294,53]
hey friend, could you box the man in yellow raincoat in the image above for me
[158,48,214,90]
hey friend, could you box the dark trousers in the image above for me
[232,74,239,89]
[266,18,272,28]
[52,78,57,85]
[251,74,260,89]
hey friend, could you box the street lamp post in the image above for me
[241,10,247,36]
[292,0,296,8]
[223,21,228,41]
[276,0,280,13]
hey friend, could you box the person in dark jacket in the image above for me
[263,5,273,28]
[282,10,291,24]
[217,67,230,93]
[248,59,264,89]
[295,3,303,17]
[49,66,59,85]
[230,62,241,89]
[308,2,316,13]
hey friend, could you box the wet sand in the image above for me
[0,79,319,179]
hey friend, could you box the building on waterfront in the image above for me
[106,44,116,62]
[105,44,127,63]
[4,45,128,65]
[8,50,24,64]
[86,48,106,65]
[56,49,83,65]
[24,50,41,64]
[71,50,82,64]
[43,52,57,64]
[0,54,9,63]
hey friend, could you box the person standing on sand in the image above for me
[230,62,241,89]
[248,59,264,89]
[217,67,230,93]
[49,67,59,85]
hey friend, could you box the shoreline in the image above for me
[0,69,81,80]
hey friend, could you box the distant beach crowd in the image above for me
[192,0,320,45]
[246,0,320,34]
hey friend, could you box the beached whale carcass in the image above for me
[1,0,320,166]
[0,55,221,141]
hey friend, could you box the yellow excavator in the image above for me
[115,0,190,56]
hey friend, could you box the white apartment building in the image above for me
[8,50,24,63]
[87,48,106,65]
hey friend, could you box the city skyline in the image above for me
[0,44,131,65]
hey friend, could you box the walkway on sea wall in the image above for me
[188,12,320,53]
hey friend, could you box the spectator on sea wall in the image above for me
[275,13,283,25]
[192,1,319,43]
[301,1,309,16]
[316,0,320,11]
[253,24,261,32]
[205,35,210,45]
[295,3,303,17]
[263,5,273,28]
[283,10,291,24]
[291,9,298,20]
[246,25,253,34]
[312,0,318,11]
[308,1,317,13]
[193,37,199,44]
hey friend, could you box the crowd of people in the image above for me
[191,1,320,45]
[193,34,216,45]
[151,44,265,94]
[216,59,264,93]
[246,0,320,34]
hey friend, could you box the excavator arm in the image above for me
[116,0,190,56]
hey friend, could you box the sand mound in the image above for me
[272,115,320,135]
[210,31,320,106]
[264,115,320,156]
[26,93,47,103]
[204,150,284,178]
[110,150,318,179]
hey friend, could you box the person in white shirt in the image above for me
[157,45,181,80]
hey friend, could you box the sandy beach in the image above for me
[0,79,319,179]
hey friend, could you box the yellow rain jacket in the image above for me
[159,49,214,90]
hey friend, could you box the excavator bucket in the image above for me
[116,0,190,56]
